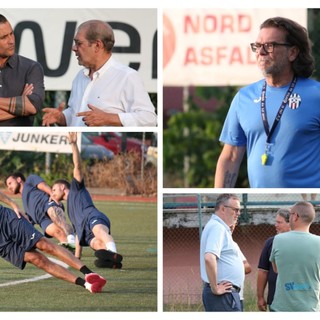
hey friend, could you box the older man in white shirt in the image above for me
[42,20,157,127]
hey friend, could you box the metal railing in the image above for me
[163,193,320,236]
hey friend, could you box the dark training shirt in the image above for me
[258,236,277,305]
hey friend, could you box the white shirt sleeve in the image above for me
[117,71,157,127]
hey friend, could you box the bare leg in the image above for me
[45,223,68,243]
[90,225,122,267]
[90,224,115,251]
[35,237,83,271]
[24,249,77,284]
[24,239,106,293]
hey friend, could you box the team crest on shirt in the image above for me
[288,93,301,109]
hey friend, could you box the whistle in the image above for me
[261,153,268,166]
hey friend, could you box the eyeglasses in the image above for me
[224,205,241,213]
[250,42,292,53]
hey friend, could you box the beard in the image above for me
[258,56,288,78]
[12,184,20,195]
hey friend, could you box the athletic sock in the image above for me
[80,265,93,275]
[75,277,86,287]
[67,234,75,244]
[106,241,117,253]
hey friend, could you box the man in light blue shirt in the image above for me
[200,194,244,311]
[215,17,320,188]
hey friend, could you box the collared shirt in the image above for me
[0,53,44,126]
[200,214,244,288]
[63,55,157,127]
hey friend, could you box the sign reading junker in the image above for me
[0,132,81,153]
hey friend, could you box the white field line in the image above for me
[0,258,69,288]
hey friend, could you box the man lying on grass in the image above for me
[0,191,106,293]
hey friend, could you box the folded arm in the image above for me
[0,83,37,120]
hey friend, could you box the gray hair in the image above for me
[78,20,115,52]
[276,208,290,223]
[215,194,239,210]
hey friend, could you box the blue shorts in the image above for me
[79,212,111,246]
[0,206,43,269]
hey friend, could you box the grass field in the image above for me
[0,199,157,312]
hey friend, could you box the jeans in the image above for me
[202,284,242,312]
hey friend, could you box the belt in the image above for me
[204,282,241,293]
[231,285,241,293]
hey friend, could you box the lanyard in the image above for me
[260,76,297,165]
[261,76,297,144]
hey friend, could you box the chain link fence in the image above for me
[163,193,320,309]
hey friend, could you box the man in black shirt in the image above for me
[0,14,44,126]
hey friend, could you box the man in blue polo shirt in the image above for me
[215,17,320,188]
[200,194,244,311]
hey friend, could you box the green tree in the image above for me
[163,87,248,188]
[308,9,320,81]
[0,150,73,187]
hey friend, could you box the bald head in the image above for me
[77,20,115,52]
[291,201,316,225]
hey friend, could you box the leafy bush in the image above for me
[0,152,157,196]
[163,86,248,188]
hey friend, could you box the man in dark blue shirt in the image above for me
[257,208,291,311]
[5,172,76,251]
[0,14,44,126]
[51,132,123,268]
